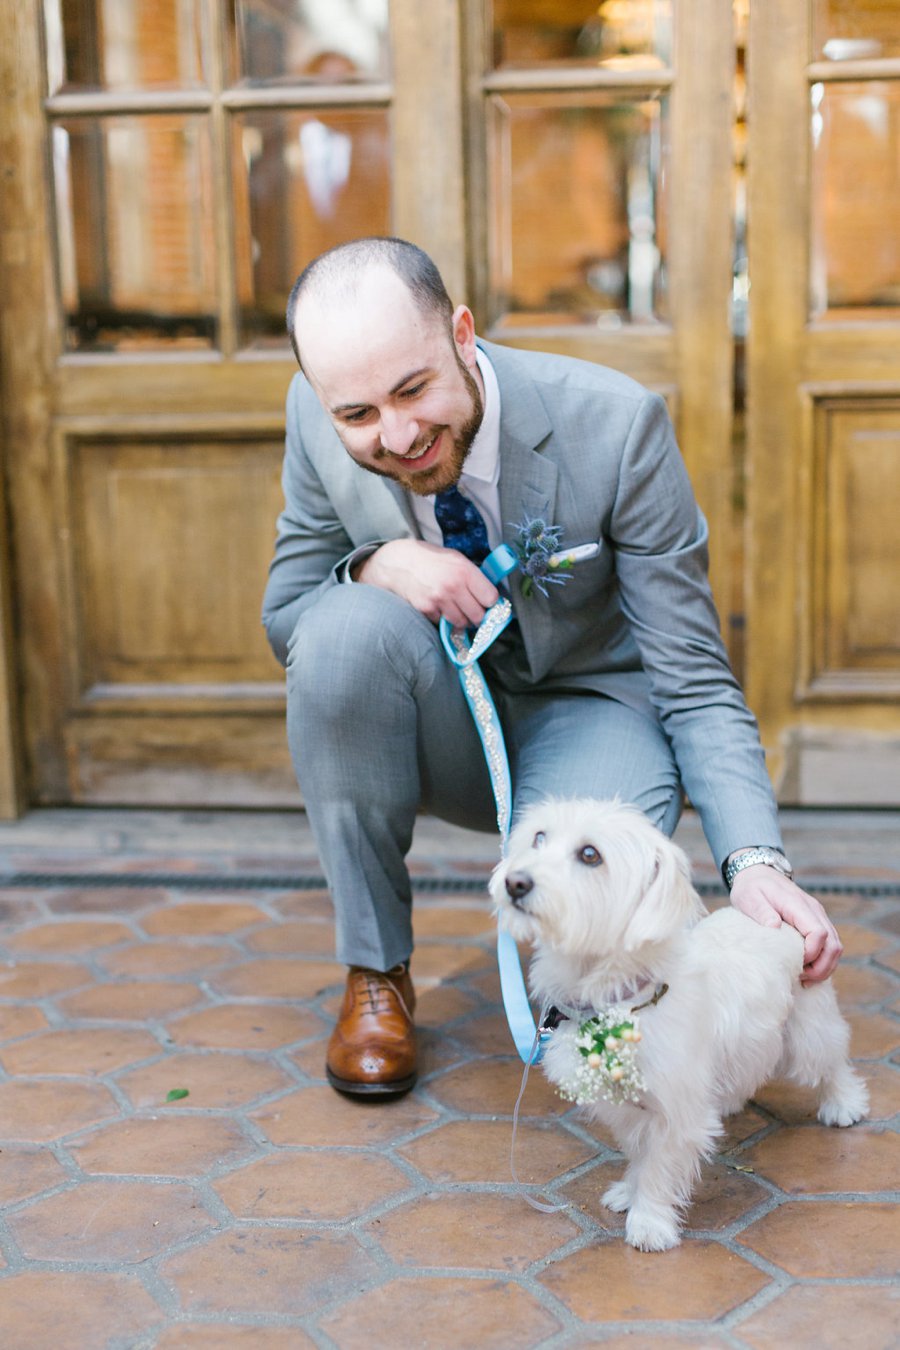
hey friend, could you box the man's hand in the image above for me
[356,539,499,628]
[728,864,842,984]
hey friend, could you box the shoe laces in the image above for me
[354,969,411,1019]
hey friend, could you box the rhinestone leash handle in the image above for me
[439,544,553,1066]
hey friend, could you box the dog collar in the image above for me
[541,981,669,1031]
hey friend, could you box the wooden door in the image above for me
[746,0,900,803]
[0,0,736,808]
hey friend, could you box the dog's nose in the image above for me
[505,871,534,909]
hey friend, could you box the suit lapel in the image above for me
[481,341,559,660]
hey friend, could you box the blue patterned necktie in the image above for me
[434,484,490,565]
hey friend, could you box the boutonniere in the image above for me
[510,515,601,598]
[557,1008,645,1106]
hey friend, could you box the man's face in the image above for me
[294,268,484,496]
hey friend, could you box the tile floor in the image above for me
[0,808,897,1349]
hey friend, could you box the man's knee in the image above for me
[286,583,440,713]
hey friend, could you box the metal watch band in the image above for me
[724,847,793,890]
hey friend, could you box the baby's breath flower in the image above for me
[556,1007,646,1107]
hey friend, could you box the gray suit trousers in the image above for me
[287,584,683,971]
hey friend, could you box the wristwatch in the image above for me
[723,846,793,890]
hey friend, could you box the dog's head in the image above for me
[489,798,705,960]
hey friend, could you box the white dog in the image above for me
[490,799,868,1252]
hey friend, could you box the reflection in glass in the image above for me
[811,83,900,316]
[44,0,207,93]
[814,0,900,62]
[491,0,672,70]
[53,117,216,351]
[489,93,668,327]
[233,109,391,347]
[231,0,389,84]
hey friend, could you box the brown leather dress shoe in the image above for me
[326,964,417,1096]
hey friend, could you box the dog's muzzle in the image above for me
[504,871,534,910]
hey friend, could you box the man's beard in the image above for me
[360,356,484,497]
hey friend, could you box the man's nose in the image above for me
[378,408,418,456]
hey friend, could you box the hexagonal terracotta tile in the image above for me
[159,1228,377,1318]
[560,1158,768,1235]
[7,1179,215,1261]
[735,1282,900,1350]
[244,919,335,955]
[369,1191,577,1272]
[46,885,167,915]
[413,904,495,939]
[167,1003,312,1049]
[833,963,897,1009]
[319,1276,561,1349]
[408,942,494,984]
[838,923,895,959]
[59,980,207,1022]
[0,1271,163,1349]
[214,1149,410,1221]
[0,1027,159,1077]
[210,958,343,1000]
[737,1200,899,1276]
[863,1062,900,1120]
[427,1058,568,1117]
[272,889,333,920]
[743,1123,900,1194]
[0,1079,118,1142]
[539,1241,770,1321]
[4,920,134,955]
[398,1118,594,1185]
[69,1115,253,1178]
[0,1145,68,1206]
[847,1012,899,1058]
[0,1005,48,1041]
[118,1050,289,1109]
[141,901,268,937]
[155,1329,317,1349]
[100,939,236,978]
[413,982,480,1027]
[0,961,92,999]
[252,1084,439,1146]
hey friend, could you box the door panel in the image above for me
[747,0,900,802]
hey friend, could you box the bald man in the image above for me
[263,237,841,1097]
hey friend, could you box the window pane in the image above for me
[489,93,669,327]
[813,0,900,62]
[230,0,390,84]
[490,0,673,70]
[53,117,217,351]
[45,0,207,93]
[232,109,391,348]
[810,83,900,317]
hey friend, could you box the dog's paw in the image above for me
[625,1207,681,1252]
[602,1180,632,1214]
[818,1095,868,1128]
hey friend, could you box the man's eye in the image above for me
[533,831,546,848]
[577,844,603,867]
[343,410,370,424]
[402,383,425,398]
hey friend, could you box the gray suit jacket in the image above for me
[263,339,783,866]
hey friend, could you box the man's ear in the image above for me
[451,304,477,368]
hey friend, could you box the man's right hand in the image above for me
[355,539,499,628]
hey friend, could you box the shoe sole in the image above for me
[326,1067,417,1097]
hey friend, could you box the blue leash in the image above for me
[439,544,553,1067]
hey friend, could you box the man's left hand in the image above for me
[728,865,842,984]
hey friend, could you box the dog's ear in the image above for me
[623,839,704,951]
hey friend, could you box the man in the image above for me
[263,236,841,1098]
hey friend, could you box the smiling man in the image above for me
[263,236,842,1098]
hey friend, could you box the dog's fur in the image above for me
[490,799,868,1252]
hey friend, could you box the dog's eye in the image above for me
[577,844,603,867]
[532,831,546,849]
